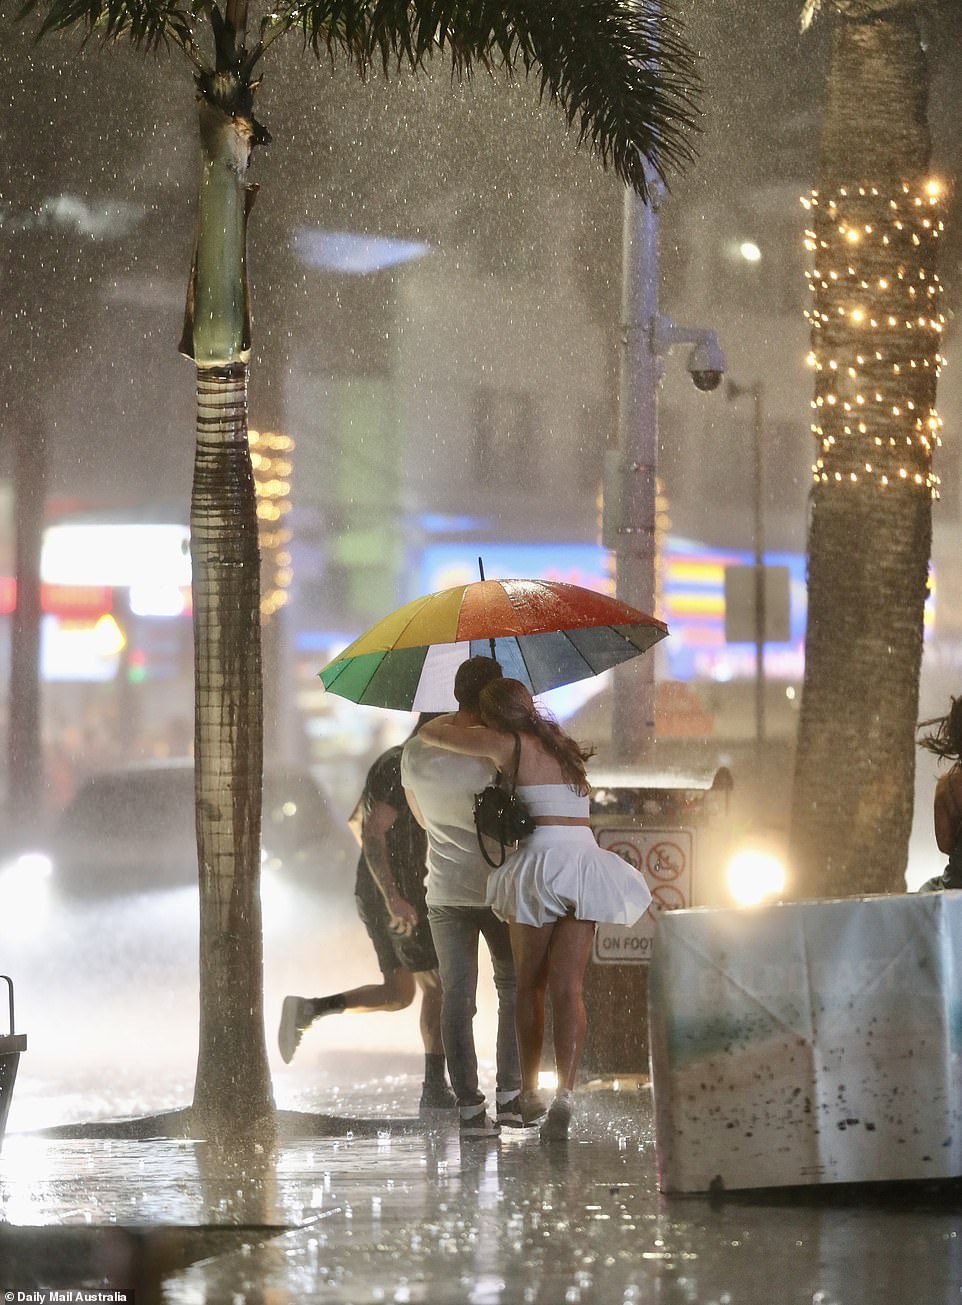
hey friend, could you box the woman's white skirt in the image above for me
[486,825,652,928]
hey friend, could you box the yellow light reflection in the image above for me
[94,614,126,656]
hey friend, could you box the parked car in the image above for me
[1,761,356,898]
[0,762,372,1081]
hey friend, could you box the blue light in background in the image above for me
[294,229,432,274]
[417,512,492,535]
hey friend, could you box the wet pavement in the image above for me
[3,1069,962,1303]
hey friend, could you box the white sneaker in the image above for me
[278,995,312,1065]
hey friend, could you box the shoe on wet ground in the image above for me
[497,1091,548,1128]
[459,1106,501,1138]
[539,1098,572,1142]
[278,995,313,1065]
[418,1083,459,1115]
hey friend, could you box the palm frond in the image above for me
[800,0,821,30]
[799,0,923,29]
[17,0,204,58]
[292,0,699,195]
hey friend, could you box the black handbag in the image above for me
[474,734,535,869]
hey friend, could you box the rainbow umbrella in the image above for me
[319,578,668,710]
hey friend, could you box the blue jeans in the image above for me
[428,904,521,1106]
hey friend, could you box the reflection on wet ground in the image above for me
[2,1081,962,1303]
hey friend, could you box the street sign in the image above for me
[593,827,693,964]
[723,564,791,643]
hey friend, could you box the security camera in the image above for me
[651,316,726,393]
[687,335,726,392]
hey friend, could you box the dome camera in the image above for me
[687,336,726,392]
[651,316,726,393]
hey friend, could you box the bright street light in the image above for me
[725,846,787,907]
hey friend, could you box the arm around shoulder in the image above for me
[418,718,512,767]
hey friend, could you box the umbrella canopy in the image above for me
[319,578,668,710]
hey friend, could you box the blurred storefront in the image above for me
[0,520,194,810]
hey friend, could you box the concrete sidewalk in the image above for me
[3,1081,962,1304]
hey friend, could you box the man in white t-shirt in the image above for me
[402,655,530,1138]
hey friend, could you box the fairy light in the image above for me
[802,179,945,495]
[249,427,295,620]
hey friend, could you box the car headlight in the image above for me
[725,845,787,908]
[3,851,53,882]
[0,851,54,926]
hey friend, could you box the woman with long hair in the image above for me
[419,678,651,1140]
[917,696,962,891]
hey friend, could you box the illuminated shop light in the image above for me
[249,429,295,621]
[128,582,188,619]
[0,579,114,618]
[42,524,191,588]
[40,614,123,683]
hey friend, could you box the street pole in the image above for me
[8,414,45,827]
[608,174,724,767]
[612,174,662,767]
[751,382,766,752]
[727,378,767,752]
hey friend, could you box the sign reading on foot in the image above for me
[592,828,693,964]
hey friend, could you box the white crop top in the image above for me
[517,784,590,818]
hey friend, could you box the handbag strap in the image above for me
[478,736,522,871]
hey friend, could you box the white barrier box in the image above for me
[648,893,962,1192]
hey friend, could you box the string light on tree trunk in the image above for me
[248,428,294,620]
[801,179,945,495]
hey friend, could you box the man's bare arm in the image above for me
[363,798,419,935]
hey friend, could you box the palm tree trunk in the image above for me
[792,489,930,896]
[185,88,273,1139]
[790,6,943,898]
[190,363,272,1138]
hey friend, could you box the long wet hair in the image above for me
[918,696,962,764]
[479,678,594,794]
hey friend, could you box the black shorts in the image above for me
[354,875,438,975]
